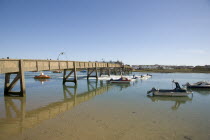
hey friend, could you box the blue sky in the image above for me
[0,0,210,66]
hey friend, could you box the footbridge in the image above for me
[0,59,132,96]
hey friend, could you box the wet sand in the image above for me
[5,98,209,140]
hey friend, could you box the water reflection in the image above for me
[110,83,131,91]
[0,80,111,139]
[34,79,50,85]
[147,96,193,110]
[190,89,210,96]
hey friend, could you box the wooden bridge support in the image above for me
[111,67,122,75]
[99,68,103,77]
[87,65,98,80]
[4,60,26,97]
[99,68,111,77]
[63,62,77,85]
[107,68,110,77]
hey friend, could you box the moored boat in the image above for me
[34,75,51,79]
[147,81,192,97]
[110,77,131,83]
[52,70,62,73]
[34,72,51,79]
[183,81,210,88]
[80,70,87,73]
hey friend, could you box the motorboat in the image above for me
[147,81,192,97]
[34,72,51,79]
[132,75,138,80]
[109,77,131,83]
[139,74,152,79]
[146,74,152,77]
[183,81,210,88]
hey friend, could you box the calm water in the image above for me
[0,72,210,140]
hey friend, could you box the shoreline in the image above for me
[133,69,210,73]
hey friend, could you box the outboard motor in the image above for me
[147,87,156,94]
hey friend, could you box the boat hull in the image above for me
[187,86,210,88]
[34,75,51,79]
[110,80,131,83]
[153,91,192,97]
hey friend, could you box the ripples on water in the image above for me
[0,72,210,139]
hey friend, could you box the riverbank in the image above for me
[133,69,210,73]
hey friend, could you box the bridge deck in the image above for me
[0,59,126,74]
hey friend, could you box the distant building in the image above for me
[132,65,195,70]
[205,65,210,68]
[132,65,140,69]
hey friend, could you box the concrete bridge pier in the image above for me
[4,60,26,97]
[63,61,77,85]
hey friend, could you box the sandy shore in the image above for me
[4,99,208,140]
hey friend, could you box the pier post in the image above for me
[107,63,110,77]
[100,68,103,77]
[87,63,98,80]
[4,60,26,97]
[63,61,77,85]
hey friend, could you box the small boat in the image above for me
[80,70,87,73]
[183,81,210,88]
[147,81,192,97]
[53,70,62,73]
[34,72,51,79]
[146,74,152,77]
[132,75,138,79]
[110,77,131,83]
[34,75,51,79]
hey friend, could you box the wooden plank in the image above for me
[60,62,68,69]
[50,62,59,70]
[24,61,37,71]
[68,61,74,69]
[1,60,19,73]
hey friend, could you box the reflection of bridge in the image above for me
[0,59,132,96]
[0,81,112,140]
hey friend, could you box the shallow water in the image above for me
[0,72,210,140]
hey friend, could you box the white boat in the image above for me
[147,81,192,97]
[184,81,210,88]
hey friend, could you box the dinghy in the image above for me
[183,81,210,88]
[147,81,192,97]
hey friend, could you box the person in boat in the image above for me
[40,72,44,75]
